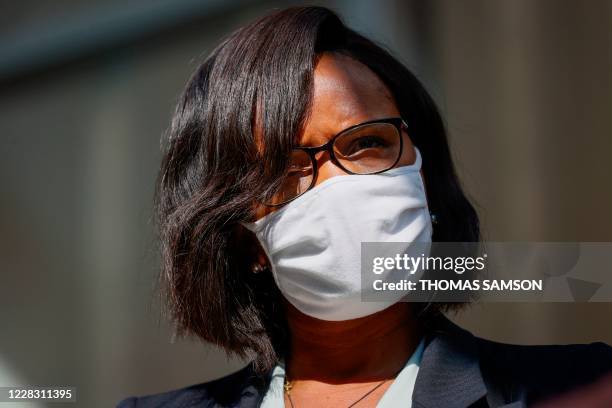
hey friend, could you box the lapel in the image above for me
[412,315,488,408]
[215,368,271,408]
[195,360,272,408]
[227,380,265,408]
[413,315,525,408]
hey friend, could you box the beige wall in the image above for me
[427,0,612,343]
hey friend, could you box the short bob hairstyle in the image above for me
[155,6,479,373]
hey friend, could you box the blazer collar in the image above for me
[412,315,488,408]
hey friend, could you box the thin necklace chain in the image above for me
[284,377,389,408]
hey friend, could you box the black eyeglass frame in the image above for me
[265,117,408,207]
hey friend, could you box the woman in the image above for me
[118,6,612,408]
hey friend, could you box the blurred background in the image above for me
[1,0,612,406]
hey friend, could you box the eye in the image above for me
[345,135,389,155]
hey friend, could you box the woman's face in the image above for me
[254,51,417,221]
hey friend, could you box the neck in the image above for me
[284,301,422,384]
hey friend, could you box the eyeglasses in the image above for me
[265,117,407,206]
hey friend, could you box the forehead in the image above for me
[300,52,399,146]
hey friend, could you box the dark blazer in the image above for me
[117,316,612,407]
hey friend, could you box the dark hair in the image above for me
[154,6,479,374]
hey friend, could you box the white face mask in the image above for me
[242,147,433,321]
